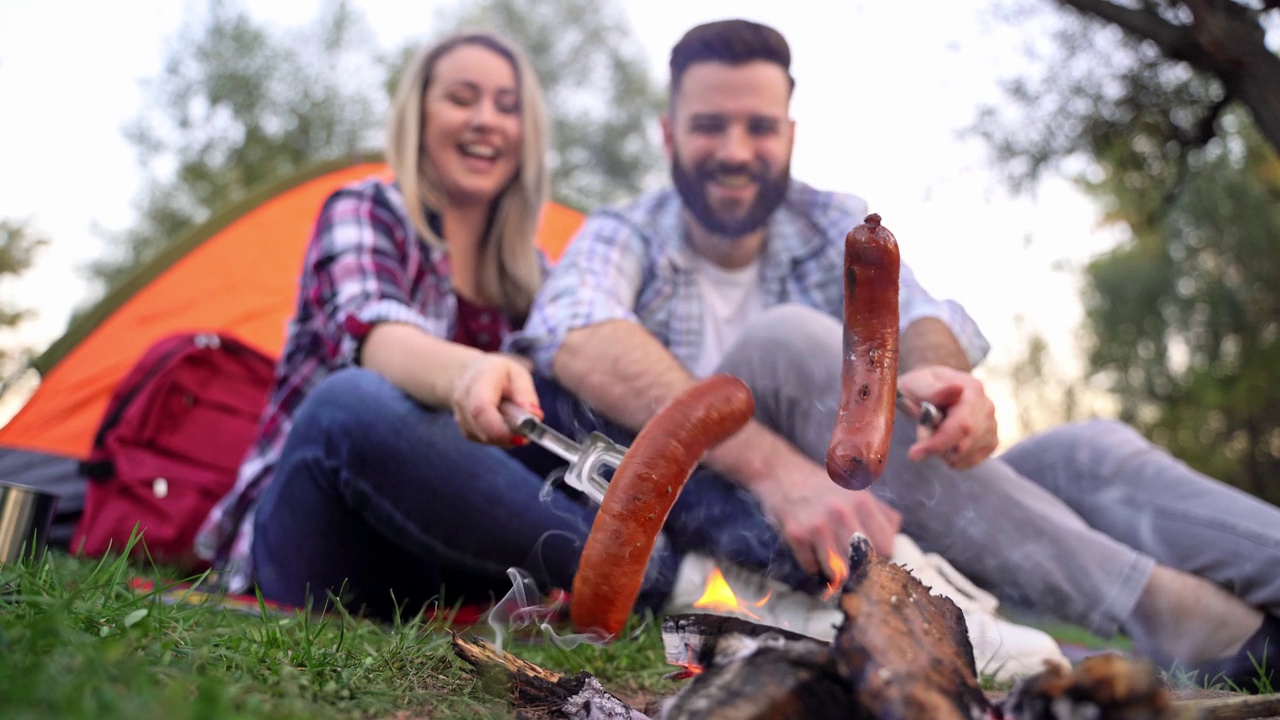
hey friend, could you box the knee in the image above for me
[1038,418,1148,452]
[718,304,842,407]
[738,304,840,352]
[291,367,407,437]
[1005,418,1156,484]
[727,304,841,373]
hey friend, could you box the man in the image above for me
[519,19,1280,689]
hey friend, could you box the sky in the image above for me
[0,0,1125,436]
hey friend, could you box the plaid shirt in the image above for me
[516,179,989,376]
[194,177,496,592]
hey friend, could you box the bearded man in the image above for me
[517,18,1280,689]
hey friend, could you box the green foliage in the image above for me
[85,0,385,298]
[435,0,666,211]
[0,219,47,332]
[976,2,1280,503]
[0,547,673,719]
[86,0,662,312]
[973,2,1230,195]
[0,219,48,367]
[1084,116,1280,502]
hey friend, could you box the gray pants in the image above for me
[718,304,1280,637]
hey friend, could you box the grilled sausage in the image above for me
[826,213,901,490]
[571,373,755,638]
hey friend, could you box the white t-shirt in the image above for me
[690,254,766,377]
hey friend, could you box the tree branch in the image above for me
[1054,0,1280,159]
[1053,0,1199,60]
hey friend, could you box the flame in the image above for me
[692,568,763,620]
[823,549,849,601]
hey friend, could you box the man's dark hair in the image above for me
[668,19,795,98]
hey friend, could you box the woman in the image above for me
[194,30,602,620]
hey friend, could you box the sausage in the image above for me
[571,373,755,638]
[825,213,901,491]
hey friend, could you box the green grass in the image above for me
[7,544,1271,719]
[0,542,673,720]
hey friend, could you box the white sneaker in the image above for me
[890,534,1070,682]
[663,552,844,642]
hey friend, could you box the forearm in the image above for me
[900,317,971,372]
[552,319,817,490]
[553,320,695,431]
[361,322,483,407]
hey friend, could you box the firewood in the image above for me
[659,637,855,720]
[1000,654,1172,719]
[661,612,822,676]
[1173,693,1280,720]
[998,652,1280,720]
[450,633,649,719]
[833,537,993,720]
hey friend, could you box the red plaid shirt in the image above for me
[194,177,519,591]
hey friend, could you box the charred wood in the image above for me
[658,639,855,720]
[450,633,649,720]
[833,537,993,720]
[1000,654,1172,720]
[661,612,823,676]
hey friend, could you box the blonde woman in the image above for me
[194,31,597,619]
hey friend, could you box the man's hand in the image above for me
[452,353,541,446]
[898,365,997,469]
[749,459,902,579]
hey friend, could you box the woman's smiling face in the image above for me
[422,42,522,207]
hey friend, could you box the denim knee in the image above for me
[1024,419,1153,462]
[290,367,404,435]
[721,304,842,387]
[732,304,841,357]
[1002,418,1158,496]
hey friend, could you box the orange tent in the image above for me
[0,156,585,541]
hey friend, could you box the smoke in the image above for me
[483,566,603,652]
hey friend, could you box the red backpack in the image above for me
[71,332,276,572]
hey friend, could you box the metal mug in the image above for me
[0,481,59,564]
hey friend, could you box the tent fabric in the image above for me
[0,157,586,464]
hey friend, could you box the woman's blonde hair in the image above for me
[386,30,550,321]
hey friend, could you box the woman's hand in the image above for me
[452,353,541,445]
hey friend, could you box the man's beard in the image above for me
[671,156,791,238]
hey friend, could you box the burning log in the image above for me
[660,538,995,719]
[660,613,853,719]
[659,634,851,720]
[450,633,649,720]
[832,537,994,720]
[660,613,821,678]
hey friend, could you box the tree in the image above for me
[87,0,386,297]
[975,1,1280,502]
[434,0,666,211]
[0,219,47,367]
[1054,0,1280,156]
[1082,114,1280,502]
[975,1,1280,194]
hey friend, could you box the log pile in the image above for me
[450,539,1280,719]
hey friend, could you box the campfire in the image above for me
[449,537,1280,719]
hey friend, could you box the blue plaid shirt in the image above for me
[516,180,989,374]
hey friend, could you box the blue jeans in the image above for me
[250,367,809,619]
[720,304,1280,638]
